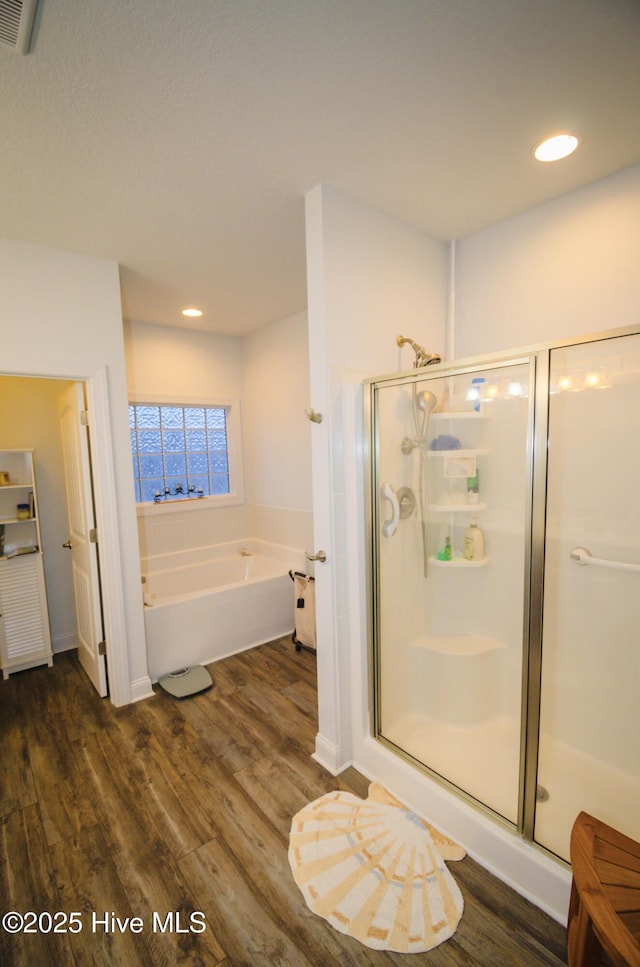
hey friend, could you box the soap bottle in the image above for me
[443,535,451,561]
[463,518,484,561]
[437,534,452,561]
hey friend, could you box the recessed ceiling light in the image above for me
[181,307,203,318]
[534,133,579,163]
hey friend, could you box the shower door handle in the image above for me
[570,546,640,573]
[381,482,400,538]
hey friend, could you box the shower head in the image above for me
[397,335,442,368]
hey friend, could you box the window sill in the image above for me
[135,493,244,517]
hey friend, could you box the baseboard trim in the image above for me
[129,675,154,704]
[51,633,77,654]
[312,733,349,775]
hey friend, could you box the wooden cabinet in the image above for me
[0,449,52,678]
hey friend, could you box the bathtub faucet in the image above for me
[153,482,206,502]
[240,547,253,556]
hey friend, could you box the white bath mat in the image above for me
[158,665,213,699]
[288,782,465,953]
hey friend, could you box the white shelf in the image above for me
[428,502,487,513]
[1,549,40,562]
[431,411,487,420]
[429,555,489,568]
[0,516,38,525]
[427,448,488,457]
[409,633,503,654]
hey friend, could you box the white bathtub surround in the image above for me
[142,540,307,680]
[249,504,314,555]
[136,501,314,563]
[136,501,252,560]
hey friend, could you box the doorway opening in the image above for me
[0,365,138,707]
[0,375,107,695]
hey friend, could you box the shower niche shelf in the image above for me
[429,502,487,513]
[427,448,488,458]
[429,555,489,568]
[431,411,487,420]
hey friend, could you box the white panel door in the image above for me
[59,382,107,696]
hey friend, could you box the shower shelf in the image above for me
[429,556,489,568]
[427,448,488,457]
[431,411,487,420]
[428,502,487,512]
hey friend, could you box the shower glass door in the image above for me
[534,333,640,861]
[371,358,533,824]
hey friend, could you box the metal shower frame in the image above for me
[363,323,639,857]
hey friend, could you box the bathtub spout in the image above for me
[240,547,253,556]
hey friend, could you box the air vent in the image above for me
[0,0,38,54]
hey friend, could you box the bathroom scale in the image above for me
[158,665,213,699]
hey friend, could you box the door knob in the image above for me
[63,540,73,549]
[305,550,327,563]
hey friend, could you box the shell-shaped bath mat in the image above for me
[288,781,465,953]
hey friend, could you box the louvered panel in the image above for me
[0,0,38,54]
[0,554,50,665]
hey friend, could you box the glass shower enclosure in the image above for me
[366,330,640,861]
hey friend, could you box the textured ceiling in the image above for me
[1,0,640,335]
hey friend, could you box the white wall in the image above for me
[125,316,314,558]
[0,236,149,703]
[312,185,449,374]
[124,320,244,399]
[0,376,76,653]
[242,310,313,551]
[124,320,250,559]
[455,164,640,358]
[305,183,449,767]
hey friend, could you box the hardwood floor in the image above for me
[1,639,568,966]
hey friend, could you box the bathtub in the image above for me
[141,540,306,680]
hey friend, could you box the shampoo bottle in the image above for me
[467,468,479,504]
[463,518,484,561]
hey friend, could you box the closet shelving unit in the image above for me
[0,449,52,679]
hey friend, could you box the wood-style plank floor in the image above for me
[1,639,568,966]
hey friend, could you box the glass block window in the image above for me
[129,403,231,503]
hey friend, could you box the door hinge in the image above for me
[98,640,106,656]
[80,410,89,426]
[89,528,98,543]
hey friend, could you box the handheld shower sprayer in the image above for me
[416,389,437,414]
[397,335,442,368]
[413,388,437,445]
[409,386,438,579]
